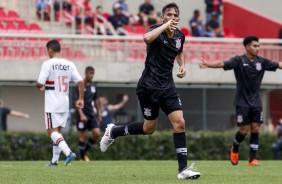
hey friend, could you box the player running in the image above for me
[100,3,201,180]
[36,39,84,166]
[199,36,282,166]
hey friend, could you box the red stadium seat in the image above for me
[29,23,41,33]
[223,28,235,38]
[0,10,6,21]
[5,21,17,31]
[123,25,134,34]
[0,22,4,31]
[135,26,147,35]
[180,27,190,37]
[17,20,29,32]
[7,10,20,21]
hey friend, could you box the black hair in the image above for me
[243,36,259,46]
[85,66,94,73]
[162,2,179,15]
[96,5,102,10]
[194,9,200,16]
[46,39,61,52]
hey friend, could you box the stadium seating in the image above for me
[0,6,87,60]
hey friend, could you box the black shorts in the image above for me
[76,116,99,131]
[235,106,263,126]
[136,85,182,120]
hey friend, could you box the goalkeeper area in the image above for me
[1,160,281,184]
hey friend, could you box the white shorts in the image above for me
[45,112,68,129]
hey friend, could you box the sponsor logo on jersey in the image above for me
[52,64,70,71]
[176,38,181,49]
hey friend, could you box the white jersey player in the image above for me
[36,39,84,166]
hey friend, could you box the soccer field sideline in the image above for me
[0,160,281,184]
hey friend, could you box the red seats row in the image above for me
[0,43,86,60]
[0,10,21,21]
[0,21,41,33]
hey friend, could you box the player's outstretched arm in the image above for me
[10,110,29,119]
[143,19,176,44]
[75,80,84,109]
[278,62,282,69]
[199,58,224,69]
[108,94,129,112]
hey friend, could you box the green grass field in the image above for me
[0,160,281,184]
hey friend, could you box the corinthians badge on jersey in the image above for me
[255,62,262,71]
[91,86,96,93]
[176,38,181,49]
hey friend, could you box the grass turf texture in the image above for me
[0,160,281,184]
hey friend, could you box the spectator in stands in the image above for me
[205,11,224,37]
[272,118,282,159]
[139,0,158,27]
[99,94,129,132]
[114,0,129,13]
[113,0,139,26]
[189,9,204,37]
[49,0,72,21]
[75,0,94,27]
[108,3,129,35]
[204,0,222,22]
[0,99,29,131]
[94,5,113,35]
[36,0,50,21]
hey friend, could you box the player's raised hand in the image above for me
[199,58,208,68]
[123,94,129,102]
[76,99,84,109]
[177,66,186,78]
[166,19,178,32]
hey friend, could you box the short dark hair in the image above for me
[46,39,61,52]
[96,5,102,11]
[243,36,259,46]
[162,2,179,15]
[194,9,200,16]
[85,66,94,73]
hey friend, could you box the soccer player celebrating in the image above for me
[199,36,282,166]
[100,3,201,180]
[74,66,101,161]
[36,40,84,166]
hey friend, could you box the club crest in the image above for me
[144,107,152,117]
[176,38,181,49]
[255,62,262,71]
[237,115,243,123]
[91,86,96,93]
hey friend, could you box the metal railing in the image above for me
[0,33,282,63]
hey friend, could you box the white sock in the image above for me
[51,132,71,157]
[51,143,61,163]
